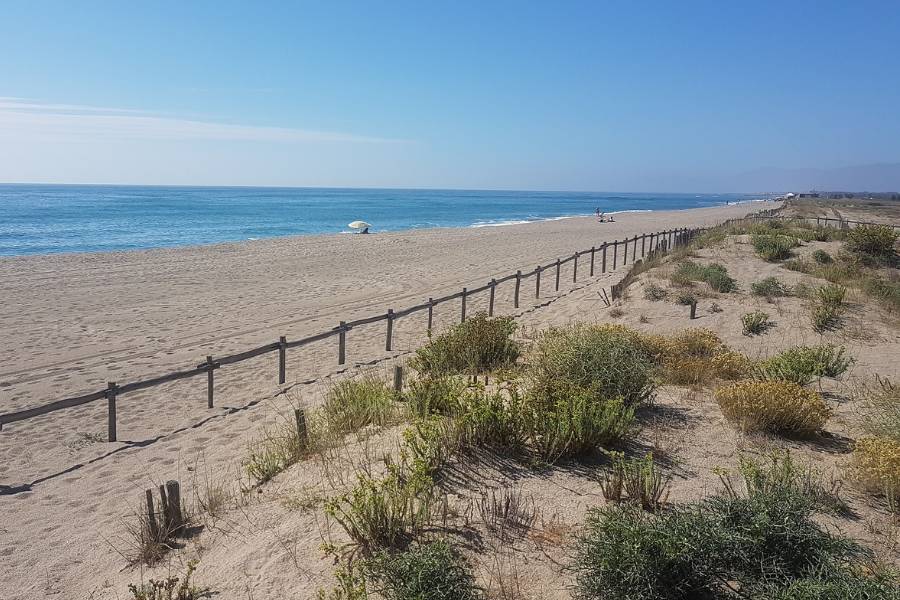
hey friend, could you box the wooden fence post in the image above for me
[514,271,521,308]
[164,480,183,532]
[555,259,561,291]
[385,309,394,351]
[623,236,628,264]
[488,279,496,316]
[427,298,434,333]
[294,408,308,449]
[145,489,158,540]
[393,365,403,393]
[535,266,542,298]
[690,299,697,319]
[461,288,467,323]
[206,356,215,408]
[106,381,118,442]
[573,253,578,282]
[602,243,607,273]
[278,336,287,385]
[641,234,646,257]
[633,236,638,259]
[338,321,347,365]
[612,240,618,269]
[590,246,596,276]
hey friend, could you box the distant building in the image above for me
[798,192,820,198]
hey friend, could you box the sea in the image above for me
[0,184,763,256]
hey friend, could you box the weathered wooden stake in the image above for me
[164,480,183,532]
[460,288,467,323]
[590,246,596,276]
[278,336,287,385]
[535,266,542,298]
[623,236,628,264]
[555,259,561,291]
[107,381,118,442]
[294,408,308,448]
[488,279,496,316]
[427,298,434,333]
[145,489,158,539]
[612,240,618,269]
[690,300,697,319]
[573,253,578,282]
[641,234,646,257]
[633,236,639,258]
[385,309,394,351]
[514,271,521,308]
[393,365,403,393]
[338,321,347,365]
[206,356,214,408]
[602,243,607,273]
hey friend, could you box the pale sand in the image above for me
[0,202,779,599]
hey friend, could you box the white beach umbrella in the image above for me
[348,220,371,230]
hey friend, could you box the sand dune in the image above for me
[0,202,777,600]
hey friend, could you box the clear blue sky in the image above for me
[1,1,899,191]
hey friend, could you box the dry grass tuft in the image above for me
[715,380,831,436]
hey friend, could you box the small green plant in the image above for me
[128,561,204,600]
[404,375,466,418]
[812,249,832,264]
[752,234,799,261]
[810,284,847,332]
[324,374,397,436]
[621,453,671,511]
[324,458,435,553]
[364,539,482,600]
[411,313,519,376]
[750,276,790,299]
[755,344,852,386]
[455,385,527,454]
[643,283,668,301]
[244,410,312,484]
[673,261,737,292]
[741,310,771,335]
[675,291,696,306]
[609,307,624,318]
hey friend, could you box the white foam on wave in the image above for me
[469,214,590,228]
[606,209,654,215]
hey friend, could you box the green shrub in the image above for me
[816,283,846,308]
[403,416,460,477]
[324,375,397,436]
[674,291,696,306]
[128,561,204,600]
[811,249,832,264]
[861,275,900,313]
[741,310,771,336]
[809,284,847,332]
[364,539,482,600]
[601,453,671,511]
[715,380,831,435]
[527,324,655,407]
[404,375,466,417]
[324,459,434,553]
[783,258,812,273]
[643,283,668,301]
[752,234,799,261]
[573,454,876,600]
[411,313,519,376]
[455,386,527,453]
[528,389,635,462]
[750,276,790,299]
[755,344,852,386]
[844,224,898,259]
[244,409,314,483]
[673,261,737,292]
[762,570,900,600]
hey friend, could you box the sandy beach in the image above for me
[0,202,779,599]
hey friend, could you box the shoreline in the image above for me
[0,199,771,262]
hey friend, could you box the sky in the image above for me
[1,1,899,192]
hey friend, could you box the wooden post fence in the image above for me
[427,298,434,333]
[612,240,618,270]
[602,243,607,273]
[623,236,628,264]
[514,271,521,308]
[338,321,347,365]
[573,253,578,282]
[205,356,217,408]
[461,288,467,322]
[536,266,542,298]
[278,336,287,384]
[641,234,646,257]
[106,381,117,442]
[393,365,403,392]
[590,246,596,276]
[555,259,561,291]
[385,310,394,351]
[488,279,496,316]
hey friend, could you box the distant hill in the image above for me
[729,163,900,193]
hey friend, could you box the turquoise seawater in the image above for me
[0,185,760,256]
